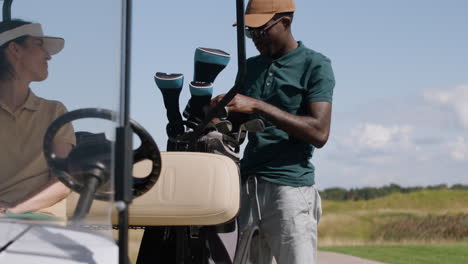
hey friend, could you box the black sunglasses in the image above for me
[245,17,285,39]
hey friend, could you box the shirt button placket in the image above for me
[264,66,274,94]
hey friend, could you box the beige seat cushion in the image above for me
[67,152,240,226]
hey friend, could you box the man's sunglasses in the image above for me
[245,17,285,39]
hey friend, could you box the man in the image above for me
[211,0,335,263]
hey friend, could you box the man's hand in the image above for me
[211,93,261,114]
[211,93,332,147]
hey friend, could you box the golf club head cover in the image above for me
[184,48,231,123]
[193,47,231,83]
[154,72,185,137]
[184,81,213,123]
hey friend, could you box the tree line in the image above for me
[319,183,468,201]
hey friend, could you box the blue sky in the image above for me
[15,0,468,189]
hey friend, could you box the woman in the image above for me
[0,19,75,217]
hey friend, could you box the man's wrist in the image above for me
[252,98,266,114]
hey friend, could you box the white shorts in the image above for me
[236,177,322,264]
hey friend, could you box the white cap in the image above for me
[0,23,64,55]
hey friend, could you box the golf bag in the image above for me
[138,47,240,264]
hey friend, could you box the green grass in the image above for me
[124,190,468,263]
[322,189,468,214]
[373,214,468,241]
[320,243,468,264]
[318,189,468,245]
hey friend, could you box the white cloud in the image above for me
[332,122,467,165]
[424,85,468,128]
[449,136,467,161]
[351,123,413,151]
[316,85,468,188]
[325,123,416,166]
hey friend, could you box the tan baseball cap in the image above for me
[234,0,296,28]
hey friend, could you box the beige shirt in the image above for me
[0,90,75,207]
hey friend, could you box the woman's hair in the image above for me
[0,19,33,81]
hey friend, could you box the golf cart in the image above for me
[0,0,255,263]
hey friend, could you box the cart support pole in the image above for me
[115,0,134,264]
[2,0,12,21]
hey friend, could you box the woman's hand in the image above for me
[0,207,8,216]
[5,181,70,214]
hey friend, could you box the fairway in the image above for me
[318,189,468,245]
[320,243,468,264]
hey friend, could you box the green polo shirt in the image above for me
[240,41,335,186]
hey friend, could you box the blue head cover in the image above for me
[154,72,184,90]
[195,48,231,66]
[194,48,230,83]
[154,72,185,137]
[189,81,213,96]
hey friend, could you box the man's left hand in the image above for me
[211,94,260,114]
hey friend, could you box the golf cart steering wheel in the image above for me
[43,108,161,200]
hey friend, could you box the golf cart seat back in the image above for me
[67,151,240,226]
